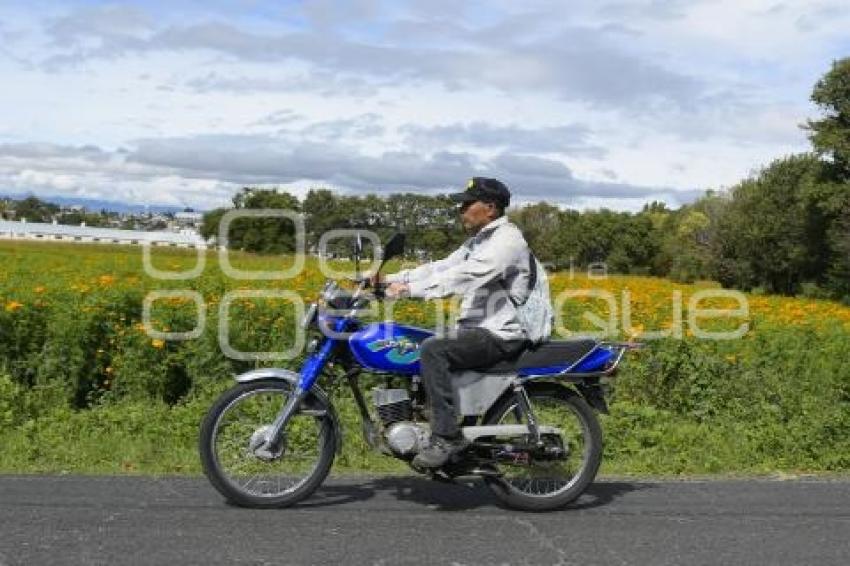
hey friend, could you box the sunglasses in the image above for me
[458,200,493,213]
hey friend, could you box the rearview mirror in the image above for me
[382,233,405,262]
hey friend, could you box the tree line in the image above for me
[201,59,849,303]
[200,189,467,259]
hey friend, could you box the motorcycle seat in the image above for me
[480,338,598,374]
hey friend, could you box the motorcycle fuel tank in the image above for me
[348,322,434,375]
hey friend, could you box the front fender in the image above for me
[236,368,302,385]
[234,368,342,454]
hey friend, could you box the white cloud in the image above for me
[398,121,605,156]
[0,0,843,211]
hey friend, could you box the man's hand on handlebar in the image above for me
[385,282,409,299]
[362,272,408,298]
[366,272,382,288]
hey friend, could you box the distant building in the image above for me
[175,210,203,226]
[0,219,209,248]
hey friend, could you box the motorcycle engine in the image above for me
[373,388,430,457]
[384,421,430,457]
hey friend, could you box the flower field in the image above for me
[1,240,849,475]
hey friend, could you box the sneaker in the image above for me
[413,434,470,469]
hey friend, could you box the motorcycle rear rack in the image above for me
[520,340,642,381]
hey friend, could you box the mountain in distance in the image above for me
[0,191,201,214]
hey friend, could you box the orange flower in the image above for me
[4,300,23,312]
[627,323,645,338]
[151,339,165,349]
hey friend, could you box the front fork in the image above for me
[257,334,339,456]
[256,387,312,457]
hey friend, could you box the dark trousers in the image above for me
[419,328,527,438]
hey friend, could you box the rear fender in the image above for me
[576,382,609,414]
[235,368,342,453]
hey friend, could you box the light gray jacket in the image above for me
[385,216,531,341]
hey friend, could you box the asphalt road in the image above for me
[0,475,848,566]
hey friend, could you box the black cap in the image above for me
[449,177,511,209]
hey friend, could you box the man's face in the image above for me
[459,199,497,234]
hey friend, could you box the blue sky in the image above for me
[0,0,847,210]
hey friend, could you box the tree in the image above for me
[805,58,850,298]
[618,213,658,273]
[509,203,563,265]
[713,155,824,294]
[303,189,342,252]
[554,209,583,268]
[652,193,727,283]
[383,193,464,258]
[202,187,301,254]
[668,209,710,283]
[573,210,630,268]
[200,208,227,242]
[826,204,850,302]
[58,211,108,227]
[13,196,58,222]
[807,57,850,179]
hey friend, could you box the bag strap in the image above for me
[502,249,537,308]
[527,250,538,290]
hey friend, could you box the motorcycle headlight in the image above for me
[322,280,339,301]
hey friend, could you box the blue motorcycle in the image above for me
[200,234,636,511]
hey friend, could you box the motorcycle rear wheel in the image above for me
[482,383,602,511]
[199,379,336,508]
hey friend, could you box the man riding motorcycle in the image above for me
[380,177,535,468]
[201,177,627,510]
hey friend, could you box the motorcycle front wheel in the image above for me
[483,383,602,511]
[199,379,336,508]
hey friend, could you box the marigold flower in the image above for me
[4,301,23,312]
[627,323,645,338]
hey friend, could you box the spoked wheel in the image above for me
[482,384,602,511]
[199,380,336,508]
